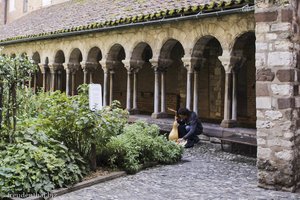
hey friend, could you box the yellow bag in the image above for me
[168,120,179,141]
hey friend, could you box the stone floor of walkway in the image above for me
[52,143,300,200]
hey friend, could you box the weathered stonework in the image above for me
[255,0,300,192]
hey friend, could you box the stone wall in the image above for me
[255,0,300,192]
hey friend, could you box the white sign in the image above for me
[89,84,103,111]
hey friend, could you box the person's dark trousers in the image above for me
[178,125,199,148]
[178,124,187,138]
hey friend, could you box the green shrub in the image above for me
[21,88,128,161]
[0,128,86,197]
[103,121,183,174]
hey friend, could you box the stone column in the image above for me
[83,68,88,84]
[89,72,93,84]
[28,73,32,88]
[231,71,237,121]
[39,64,46,92]
[49,67,57,92]
[183,58,193,110]
[57,70,62,91]
[193,70,199,115]
[126,69,132,110]
[220,71,234,128]
[65,68,70,96]
[109,70,114,105]
[71,71,76,96]
[33,72,37,93]
[255,1,300,192]
[103,69,109,106]
[151,65,160,118]
[186,68,193,110]
[160,69,167,115]
[132,69,138,113]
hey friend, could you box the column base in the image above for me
[151,112,168,119]
[129,109,139,115]
[220,119,237,128]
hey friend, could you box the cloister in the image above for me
[4,13,255,129]
[1,0,300,193]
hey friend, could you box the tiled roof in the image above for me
[0,0,254,43]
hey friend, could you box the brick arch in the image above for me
[159,39,184,68]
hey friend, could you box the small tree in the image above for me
[0,52,36,142]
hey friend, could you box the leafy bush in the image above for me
[103,121,183,174]
[21,87,128,161]
[0,128,86,196]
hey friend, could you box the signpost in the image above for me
[89,84,102,111]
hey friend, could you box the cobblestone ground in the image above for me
[52,143,300,200]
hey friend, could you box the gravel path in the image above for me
[52,143,300,200]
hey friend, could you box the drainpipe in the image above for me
[0,5,255,45]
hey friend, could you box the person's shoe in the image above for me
[193,136,200,144]
[184,140,194,148]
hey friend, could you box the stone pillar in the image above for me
[126,70,132,110]
[231,71,237,121]
[83,68,88,84]
[132,69,138,113]
[39,64,46,92]
[219,55,236,128]
[160,69,167,115]
[151,64,160,118]
[255,1,300,192]
[28,73,32,88]
[33,72,37,93]
[193,70,199,115]
[186,68,193,110]
[71,71,76,96]
[103,69,109,106]
[109,70,114,105]
[65,68,70,96]
[220,71,233,127]
[89,72,93,84]
[49,66,57,92]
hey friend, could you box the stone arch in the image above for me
[192,35,225,123]
[231,31,256,127]
[53,50,66,93]
[87,46,103,85]
[131,42,153,114]
[159,39,185,113]
[69,48,83,95]
[107,44,126,107]
[32,52,43,91]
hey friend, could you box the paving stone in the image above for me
[52,143,300,200]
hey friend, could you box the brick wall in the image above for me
[255,0,300,192]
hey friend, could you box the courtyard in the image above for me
[53,143,300,200]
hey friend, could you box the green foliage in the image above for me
[0,53,37,141]
[0,128,86,196]
[21,86,128,161]
[103,121,183,174]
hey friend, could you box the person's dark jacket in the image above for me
[177,111,203,139]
